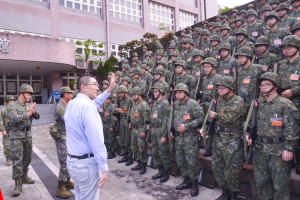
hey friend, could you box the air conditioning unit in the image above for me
[92,62,99,70]
[76,59,86,69]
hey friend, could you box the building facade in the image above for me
[0,0,217,104]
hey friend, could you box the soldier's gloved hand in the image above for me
[246,135,252,146]
[140,132,146,138]
[282,150,293,161]
[2,131,7,136]
[161,137,166,144]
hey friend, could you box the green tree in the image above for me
[94,55,117,77]
[75,39,105,74]
[218,5,239,15]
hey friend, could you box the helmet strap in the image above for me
[261,86,275,96]
[22,93,29,103]
[220,89,232,99]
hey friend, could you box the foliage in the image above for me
[218,5,239,15]
[94,55,117,77]
[69,80,77,89]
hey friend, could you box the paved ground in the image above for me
[0,124,221,200]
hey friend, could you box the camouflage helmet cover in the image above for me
[280,35,300,49]
[276,3,290,11]
[157,60,168,68]
[246,10,258,17]
[174,83,189,94]
[193,49,206,58]
[174,60,187,68]
[60,87,73,95]
[115,71,123,77]
[132,87,142,95]
[102,80,109,85]
[203,57,218,67]
[122,76,131,83]
[235,46,254,58]
[235,28,248,37]
[255,36,270,46]
[262,5,272,12]
[265,11,280,22]
[210,34,222,42]
[218,42,232,52]
[152,83,165,93]
[116,85,128,93]
[5,95,15,102]
[153,68,164,75]
[133,68,142,75]
[216,76,236,90]
[292,21,300,33]
[258,72,280,88]
[19,84,34,93]
[220,24,231,31]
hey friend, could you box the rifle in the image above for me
[195,69,203,101]
[168,94,176,154]
[233,57,238,87]
[202,96,217,157]
[113,97,121,133]
[147,90,155,167]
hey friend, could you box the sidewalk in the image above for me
[0,124,221,200]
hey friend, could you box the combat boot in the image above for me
[175,177,192,190]
[152,166,163,179]
[12,177,22,197]
[131,161,142,171]
[6,157,11,166]
[215,188,230,200]
[229,192,239,200]
[295,147,300,175]
[56,181,71,198]
[125,154,134,166]
[159,168,170,183]
[22,170,35,184]
[108,151,116,159]
[65,177,74,190]
[191,180,199,197]
[139,162,147,175]
[118,154,128,163]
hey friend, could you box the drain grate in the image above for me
[31,151,75,200]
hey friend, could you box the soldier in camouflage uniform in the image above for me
[131,58,140,68]
[122,76,133,95]
[208,35,222,61]
[277,35,300,174]
[152,68,170,100]
[150,83,171,183]
[168,51,179,72]
[181,38,197,72]
[121,64,130,78]
[144,51,155,69]
[277,3,297,31]
[129,87,150,175]
[132,68,147,97]
[102,80,109,91]
[0,95,15,166]
[99,95,117,159]
[254,36,278,72]
[132,52,141,65]
[199,29,211,57]
[7,84,40,197]
[115,85,134,166]
[235,28,255,54]
[201,57,222,113]
[201,76,246,200]
[174,60,197,99]
[72,84,78,98]
[235,47,266,107]
[246,72,299,200]
[171,83,204,197]
[292,21,300,37]
[220,24,236,47]
[157,60,172,83]
[289,0,300,19]
[51,87,74,198]
[231,17,245,37]
[191,49,205,80]
[141,64,153,87]
[217,43,236,77]
[115,71,123,85]
[245,10,264,43]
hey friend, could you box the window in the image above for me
[59,0,102,14]
[110,0,143,23]
[111,44,129,58]
[39,0,48,2]
[148,2,174,30]
[179,10,197,29]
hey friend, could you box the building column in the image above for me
[103,0,111,60]
[49,0,60,39]
[142,0,150,32]
[174,3,180,31]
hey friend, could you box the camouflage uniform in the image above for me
[208,35,222,60]
[245,10,264,43]
[277,3,297,31]
[129,87,150,164]
[7,85,40,180]
[220,25,236,47]
[217,43,236,77]
[181,38,197,72]
[212,77,246,197]
[201,57,223,113]
[150,83,171,173]
[173,83,204,182]
[254,73,299,200]
[132,68,147,98]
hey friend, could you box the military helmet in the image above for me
[215,14,222,19]
[107,94,114,99]
[144,51,151,57]
[132,52,138,57]
[184,34,193,39]
[280,35,300,49]
[200,29,210,36]
[265,11,280,22]
[186,26,192,30]
[258,72,280,88]
[232,9,238,14]
[115,71,123,77]
[129,68,134,73]
[132,87,142,95]
[142,60,149,65]
[133,68,142,75]
[157,60,168,68]
[102,80,109,85]
[202,20,208,25]
[261,5,272,12]
[291,0,300,3]
[193,49,206,58]
[121,64,129,69]
[19,84,34,93]
[60,87,73,95]
[122,76,131,83]
[174,60,187,69]
[5,95,15,102]
[142,45,147,50]
[276,3,290,11]
[216,76,236,90]
[207,22,214,27]
[247,3,255,9]
[132,57,139,62]
[152,83,165,93]
[210,34,222,42]
[168,43,176,49]
[174,83,189,94]
[292,21,300,34]
[203,57,218,67]
[218,43,232,52]
[235,46,254,58]
[153,68,164,76]
[213,22,222,28]
[108,71,113,75]
[255,36,270,46]
[169,51,179,57]
[239,9,247,15]
[269,0,279,5]
[246,10,258,17]
[234,17,245,23]
[156,49,164,56]
[184,38,194,45]
[140,64,149,70]
[116,85,128,93]
[222,15,229,19]
[220,24,231,31]
[235,28,248,37]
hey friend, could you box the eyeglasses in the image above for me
[85,83,99,87]
[259,84,272,88]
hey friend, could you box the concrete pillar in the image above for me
[49,0,60,39]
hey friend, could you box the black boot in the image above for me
[230,192,239,200]
[139,162,147,175]
[152,166,163,180]
[125,154,134,166]
[131,161,142,171]
[191,180,199,197]
[175,177,192,190]
[295,147,300,175]
[215,188,230,200]
[159,168,170,183]
[107,151,116,159]
[118,154,128,163]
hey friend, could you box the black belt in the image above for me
[68,153,94,159]
[215,125,240,133]
[256,136,284,144]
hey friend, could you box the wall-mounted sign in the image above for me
[0,37,10,53]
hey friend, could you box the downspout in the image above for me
[105,0,110,60]
[204,0,207,20]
